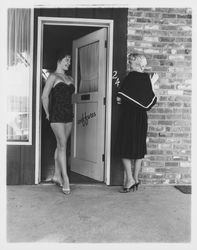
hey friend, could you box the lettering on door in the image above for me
[77,112,96,127]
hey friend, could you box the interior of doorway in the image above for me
[41,24,104,184]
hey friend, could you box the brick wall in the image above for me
[127,8,192,185]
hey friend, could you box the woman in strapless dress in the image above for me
[42,49,75,195]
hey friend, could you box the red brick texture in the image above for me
[127,8,192,184]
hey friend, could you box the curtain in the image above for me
[7,8,31,67]
[79,42,99,93]
[7,9,32,142]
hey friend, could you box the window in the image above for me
[7,9,33,144]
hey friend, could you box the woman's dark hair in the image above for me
[55,48,71,63]
[48,48,71,73]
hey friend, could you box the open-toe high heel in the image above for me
[119,183,136,193]
[52,178,63,188]
[62,188,71,195]
[43,177,63,187]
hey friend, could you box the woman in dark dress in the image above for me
[117,54,159,193]
[42,49,75,195]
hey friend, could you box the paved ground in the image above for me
[7,184,191,243]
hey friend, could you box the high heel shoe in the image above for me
[43,177,63,187]
[135,182,140,191]
[52,177,63,188]
[62,187,71,195]
[119,183,136,193]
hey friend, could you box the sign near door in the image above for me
[77,111,97,127]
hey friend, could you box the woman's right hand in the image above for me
[150,73,159,85]
[46,113,49,120]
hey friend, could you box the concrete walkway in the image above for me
[7,184,191,243]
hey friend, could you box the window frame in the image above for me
[6,9,34,145]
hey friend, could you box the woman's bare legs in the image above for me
[123,169,127,186]
[122,158,135,188]
[123,159,135,186]
[134,158,142,183]
[52,148,63,186]
[50,122,72,191]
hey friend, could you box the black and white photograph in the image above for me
[0,0,196,248]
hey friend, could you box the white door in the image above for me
[71,28,107,181]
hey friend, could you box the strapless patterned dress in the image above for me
[49,82,75,123]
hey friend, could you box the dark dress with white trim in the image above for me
[116,71,156,159]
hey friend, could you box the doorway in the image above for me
[36,17,113,185]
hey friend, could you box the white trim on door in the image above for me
[35,17,113,185]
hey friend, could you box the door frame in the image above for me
[35,16,114,185]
